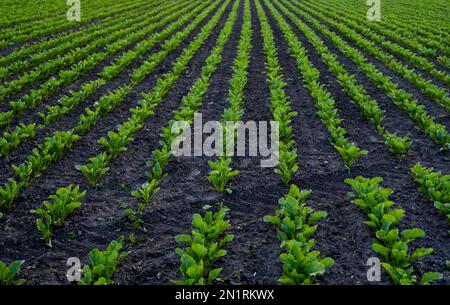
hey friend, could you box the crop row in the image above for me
[0,0,209,157]
[265,0,367,169]
[0,0,168,81]
[300,0,450,86]
[279,0,450,150]
[410,164,450,222]
[255,0,299,183]
[274,0,412,160]
[264,185,334,284]
[0,0,150,47]
[286,0,450,112]
[345,176,442,285]
[0,0,227,210]
[207,0,252,193]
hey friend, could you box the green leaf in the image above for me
[401,228,425,240]
[372,242,389,258]
[309,211,327,224]
[175,234,192,244]
[8,260,25,274]
[305,261,325,276]
[278,275,297,285]
[411,248,433,262]
[186,265,202,279]
[191,243,207,259]
[381,263,401,285]
[263,215,281,226]
[207,268,222,283]
[321,257,334,268]
[419,272,443,285]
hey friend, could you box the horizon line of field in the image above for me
[0,0,448,77]
[0,1,441,53]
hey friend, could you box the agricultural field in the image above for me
[0,0,448,287]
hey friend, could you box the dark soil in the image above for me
[0,0,448,286]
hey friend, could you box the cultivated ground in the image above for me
[0,0,448,285]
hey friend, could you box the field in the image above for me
[0,0,448,286]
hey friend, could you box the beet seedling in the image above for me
[78,237,129,285]
[207,157,239,193]
[32,185,85,247]
[0,260,25,285]
[384,131,412,160]
[345,176,443,285]
[264,184,333,284]
[172,206,233,285]
[75,152,110,186]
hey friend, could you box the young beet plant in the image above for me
[122,147,174,229]
[207,156,239,193]
[97,120,142,159]
[410,163,449,221]
[264,185,334,284]
[32,185,85,247]
[78,237,129,285]
[345,176,443,285]
[0,123,36,157]
[75,152,110,186]
[384,131,412,160]
[0,178,21,209]
[334,142,367,171]
[172,206,233,285]
[0,260,25,285]
[126,180,160,231]
[124,146,171,231]
[98,131,130,159]
[206,0,252,193]
[275,141,298,184]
